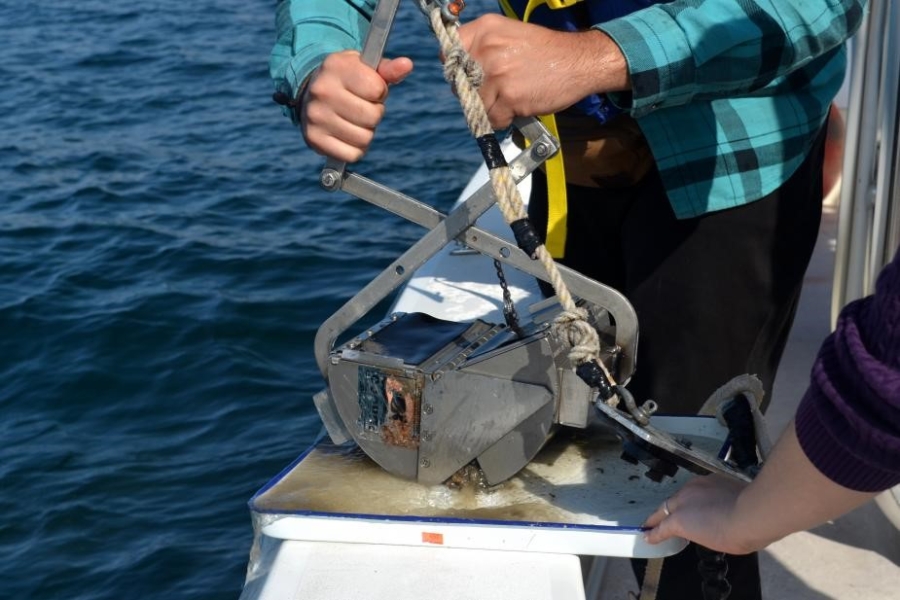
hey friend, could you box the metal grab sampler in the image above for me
[309,0,755,487]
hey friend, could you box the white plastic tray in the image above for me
[249,415,729,559]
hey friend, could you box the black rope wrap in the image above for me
[575,360,615,401]
[509,218,542,258]
[475,133,507,170]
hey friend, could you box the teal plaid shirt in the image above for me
[270,0,867,218]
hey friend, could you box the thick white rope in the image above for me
[427,8,619,395]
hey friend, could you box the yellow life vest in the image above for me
[496,0,584,258]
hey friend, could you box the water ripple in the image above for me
[0,1,494,599]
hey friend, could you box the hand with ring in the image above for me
[642,475,753,555]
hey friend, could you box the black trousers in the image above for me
[528,125,826,599]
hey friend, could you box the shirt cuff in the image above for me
[270,29,362,125]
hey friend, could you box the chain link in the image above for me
[493,259,525,338]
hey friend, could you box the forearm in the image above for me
[729,421,877,551]
[570,29,632,96]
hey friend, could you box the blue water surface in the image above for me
[0,2,491,598]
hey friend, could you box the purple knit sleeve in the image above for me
[794,248,900,492]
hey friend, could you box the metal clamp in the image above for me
[418,0,466,23]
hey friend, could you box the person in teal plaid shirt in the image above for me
[270,1,867,598]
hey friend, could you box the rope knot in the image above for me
[443,47,483,89]
[552,307,600,366]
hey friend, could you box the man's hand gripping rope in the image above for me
[423,1,630,414]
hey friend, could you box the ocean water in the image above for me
[0,2,492,598]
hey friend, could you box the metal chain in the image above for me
[493,259,525,338]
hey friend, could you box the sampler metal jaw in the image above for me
[309,0,755,487]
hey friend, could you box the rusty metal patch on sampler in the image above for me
[357,365,421,448]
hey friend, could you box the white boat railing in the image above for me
[832,0,900,320]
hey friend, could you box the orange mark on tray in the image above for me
[421,532,444,545]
